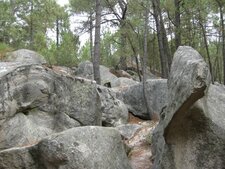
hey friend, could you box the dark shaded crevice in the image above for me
[67,115,83,126]
[164,85,206,143]
[16,105,39,116]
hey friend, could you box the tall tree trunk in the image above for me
[142,7,154,120]
[160,11,172,69]
[29,0,34,49]
[199,21,214,83]
[152,0,169,78]
[93,0,101,85]
[89,12,94,62]
[118,0,128,70]
[219,4,225,84]
[127,36,142,82]
[119,28,127,70]
[215,0,225,84]
[174,0,181,49]
[56,16,60,48]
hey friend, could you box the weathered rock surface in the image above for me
[0,63,101,150]
[119,117,158,169]
[152,46,225,169]
[116,124,142,140]
[113,77,139,88]
[97,86,129,127]
[0,126,132,169]
[5,49,46,64]
[75,60,118,86]
[115,79,167,119]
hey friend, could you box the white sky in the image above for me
[55,0,117,47]
[55,0,89,47]
[57,0,69,6]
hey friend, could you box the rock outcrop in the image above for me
[97,86,129,127]
[75,60,118,87]
[5,49,47,64]
[116,79,168,119]
[0,63,101,150]
[152,46,225,169]
[0,126,132,169]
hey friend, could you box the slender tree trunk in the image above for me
[89,12,94,62]
[152,0,169,78]
[142,8,154,120]
[93,0,101,85]
[215,0,225,84]
[118,0,127,70]
[220,6,225,84]
[199,22,214,83]
[127,36,142,81]
[174,0,181,49]
[30,0,34,49]
[216,34,222,83]
[160,11,172,69]
[56,16,60,48]
[119,28,127,70]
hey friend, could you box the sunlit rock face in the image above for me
[5,49,47,65]
[152,46,225,169]
[0,63,101,150]
[0,126,132,169]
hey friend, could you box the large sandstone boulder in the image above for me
[152,46,225,169]
[0,126,132,169]
[116,79,168,119]
[0,63,101,150]
[5,49,46,64]
[75,60,118,86]
[113,77,139,88]
[97,86,129,127]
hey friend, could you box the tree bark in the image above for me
[220,5,225,84]
[199,21,214,83]
[215,0,225,84]
[29,0,34,49]
[152,0,169,78]
[89,12,94,62]
[56,16,60,48]
[127,36,142,82]
[142,7,154,120]
[174,0,181,49]
[118,0,128,70]
[93,0,101,85]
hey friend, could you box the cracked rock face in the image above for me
[0,126,132,169]
[115,79,168,120]
[0,63,101,150]
[152,46,225,169]
[5,49,47,65]
[97,86,129,127]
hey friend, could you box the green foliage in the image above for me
[100,31,120,67]
[0,42,13,60]
[40,32,80,67]
[78,41,91,62]
[55,32,79,67]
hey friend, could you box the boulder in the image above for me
[0,126,132,169]
[113,77,139,88]
[75,60,118,86]
[0,146,38,169]
[151,46,225,169]
[97,86,129,127]
[116,124,142,140]
[5,49,46,64]
[116,79,168,119]
[124,121,158,169]
[0,63,101,150]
